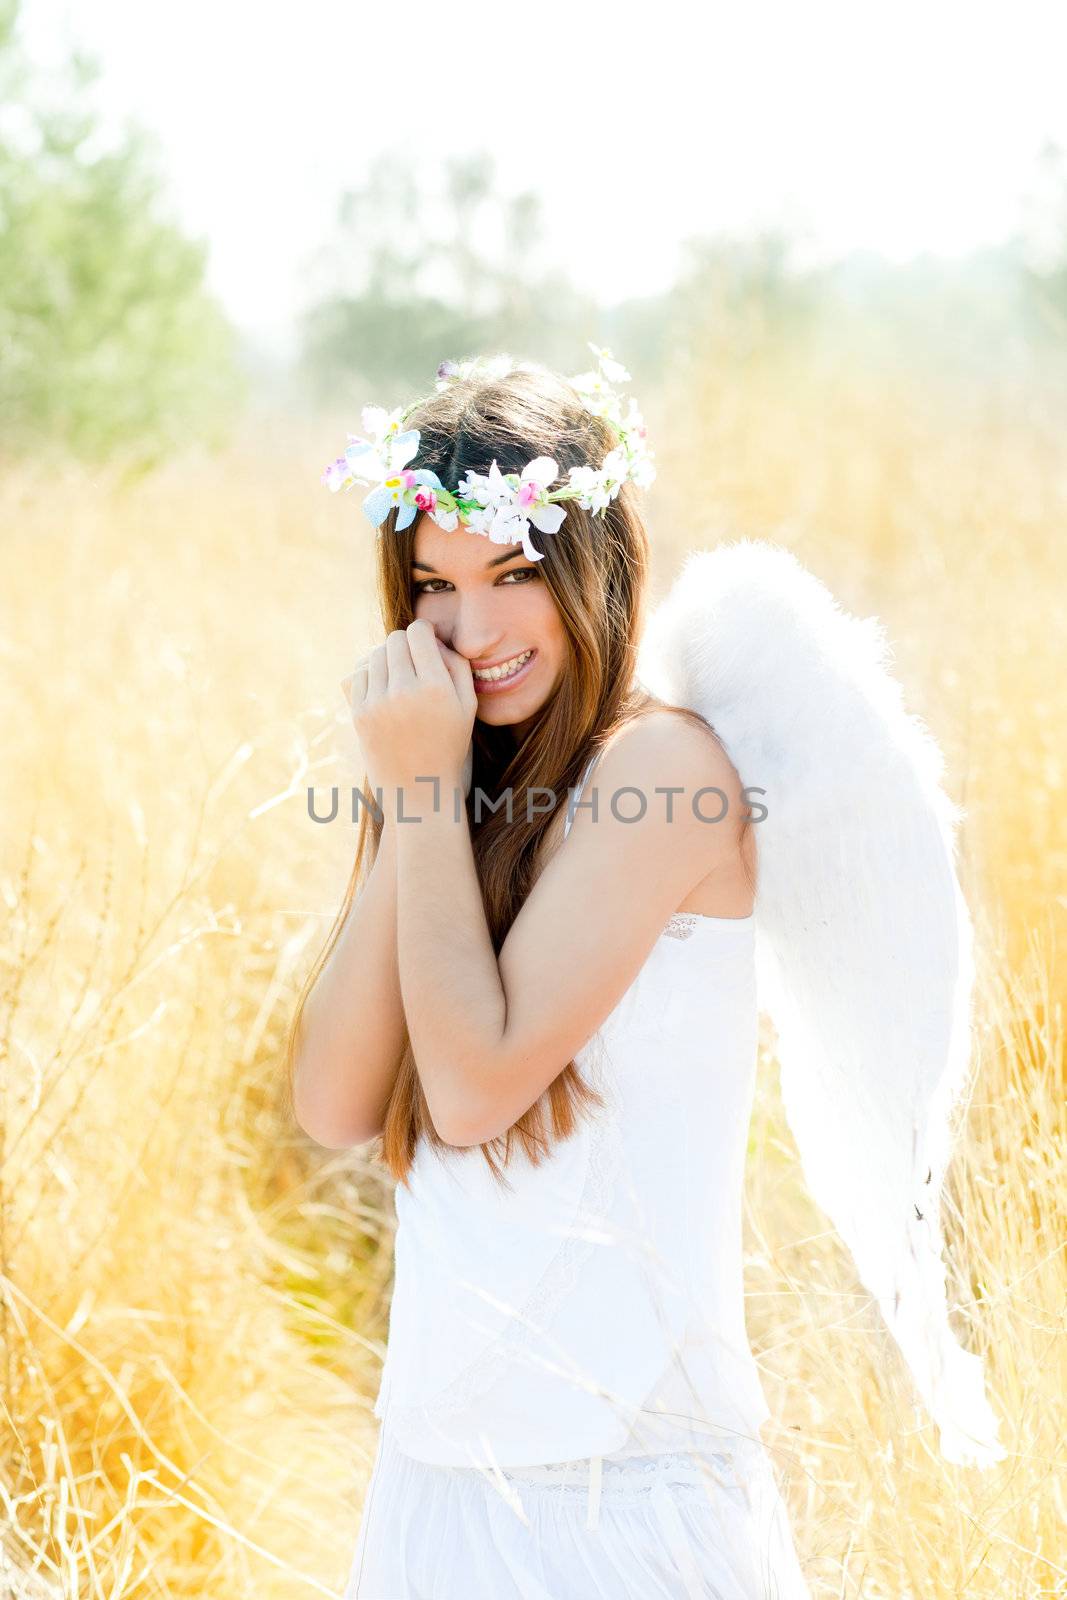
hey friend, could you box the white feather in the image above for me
[637,538,1005,1468]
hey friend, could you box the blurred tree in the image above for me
[296,147,604,407]
[0,0,246,471]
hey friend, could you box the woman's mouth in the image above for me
[471,648,537,694]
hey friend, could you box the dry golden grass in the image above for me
[1,358,1064,1597]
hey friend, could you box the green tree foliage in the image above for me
[0,0,246,469]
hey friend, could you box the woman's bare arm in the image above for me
[291,821,406,1149]
[394,710,747,1148]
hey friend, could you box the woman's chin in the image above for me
[477,689,549,739]
[477,696,539,726]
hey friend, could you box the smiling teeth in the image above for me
[472,650,533,682]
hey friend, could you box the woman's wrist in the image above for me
[382,776,468,823]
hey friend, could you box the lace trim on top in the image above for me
[497,1445,756,1507]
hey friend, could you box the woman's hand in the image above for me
[341,620,477,812]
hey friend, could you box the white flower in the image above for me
[483,503,549,563]
[565,464,600,496]
[458,460,515,510]
[426,504,461,532]
[569,374,625,429]
[628,449,657,489]
[566,463,615,514]
[568,367,602,397]
[457,469,493,508]
[488,503,526,541]
[462,504,496,533]
[586,342,631,384]
[619,397,645,434]
[528,501,566,535]
[359,404,408,446]
[600,445,629,486]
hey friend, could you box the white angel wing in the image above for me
[636,538,1005,1468]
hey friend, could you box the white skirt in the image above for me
[344,1425,813,1599]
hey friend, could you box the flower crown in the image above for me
[321,344,656,562]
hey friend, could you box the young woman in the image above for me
[288,351,1002,1598]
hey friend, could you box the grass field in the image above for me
[2,357,1064,1596]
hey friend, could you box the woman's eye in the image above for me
[413,568,540,594]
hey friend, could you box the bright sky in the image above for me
[17,0,1067,353]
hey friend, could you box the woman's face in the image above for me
[410,515,568,737]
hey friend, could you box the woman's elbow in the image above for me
[428,1101,491,1149]
[426,1076,506,1149]
[294,1099,383,1150]
[291,1064,384,1149]
[426,1058,541,1149]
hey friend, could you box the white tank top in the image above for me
[373,750,771,1469]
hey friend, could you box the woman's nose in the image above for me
[450,633,506,665]
[443,603,507,663]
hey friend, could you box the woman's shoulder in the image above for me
[534,702,746,893]
[561,705,747,867]
[582,704,753,914]
[594,702,743,800]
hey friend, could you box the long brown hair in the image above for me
[285,358,706,1186]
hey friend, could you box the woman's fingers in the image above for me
[367,644,387,699]
[409,620,477,710]
[341,647,376,720]
[344,623,470,716]
[385,628,417,688]
[405,619,453,682]
[437,644,477,714]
